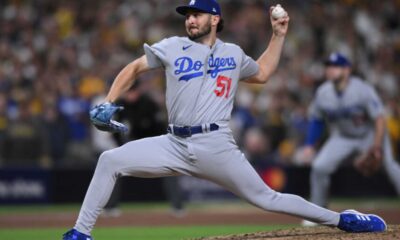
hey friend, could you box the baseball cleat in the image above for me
[337,209,387,233]
[62,229,93,240]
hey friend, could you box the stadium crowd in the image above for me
[0,0,399,169]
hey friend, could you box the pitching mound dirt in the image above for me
[196,225,400,240]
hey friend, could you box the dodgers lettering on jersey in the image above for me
[144,37,259,126]
[174,54,237,81]
[309,77,384,138]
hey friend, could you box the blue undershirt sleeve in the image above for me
[305,118,325,146]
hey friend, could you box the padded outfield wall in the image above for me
[0,167,397,204]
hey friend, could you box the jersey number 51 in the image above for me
[214,75,232,99]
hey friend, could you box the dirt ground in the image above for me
[196,225,400,240]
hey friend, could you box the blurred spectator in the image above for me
[42,102,70,168]
[243,127,276,170]
[114,80,166,144]
[58,84,92,167]
[0,98,49,168]
[386,98,400,159]
[230,86,257,144]
[0,93,10,166]
[259,90,288,152]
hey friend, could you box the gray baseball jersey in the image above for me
[309,77,384,138]
[308,77,400,207]
[144,37,259,126]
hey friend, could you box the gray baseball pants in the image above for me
[75,126,339,235]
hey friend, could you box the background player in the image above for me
[63,1,386,239]
[302,52,400,225]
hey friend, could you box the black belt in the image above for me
[167,123,219,138]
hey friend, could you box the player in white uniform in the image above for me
[302,53,400,225]
[63,1,386,239]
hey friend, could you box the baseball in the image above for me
[271,4,286,19]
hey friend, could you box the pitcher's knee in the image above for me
[263,191,285,211]
[258,192,307,213]
[248,189,282,211]
[97,150,117,171]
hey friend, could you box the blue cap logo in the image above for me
[190,0,196,5]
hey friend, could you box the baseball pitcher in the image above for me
[63,1,386,239]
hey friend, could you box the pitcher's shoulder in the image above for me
[158,36,183,45]
[148,36,183,47]
[222,41,242,51]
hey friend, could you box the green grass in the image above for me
[0,225,293,240]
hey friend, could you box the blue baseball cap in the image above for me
[324,52,351,67]
[176,0,221,16]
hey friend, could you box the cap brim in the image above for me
[324,60,335,66]
[176,6,205,15]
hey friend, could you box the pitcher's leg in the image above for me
[74,135,186,235]
[74,150,121,234]
[195,148,340,226]
[311,136,355,207]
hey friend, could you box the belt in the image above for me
[167,123,219,138]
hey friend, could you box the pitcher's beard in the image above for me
[187,25,211,41]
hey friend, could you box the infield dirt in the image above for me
[196,225,400,240]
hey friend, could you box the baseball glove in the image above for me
[353,146,382,177]
[89,102,128,133]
